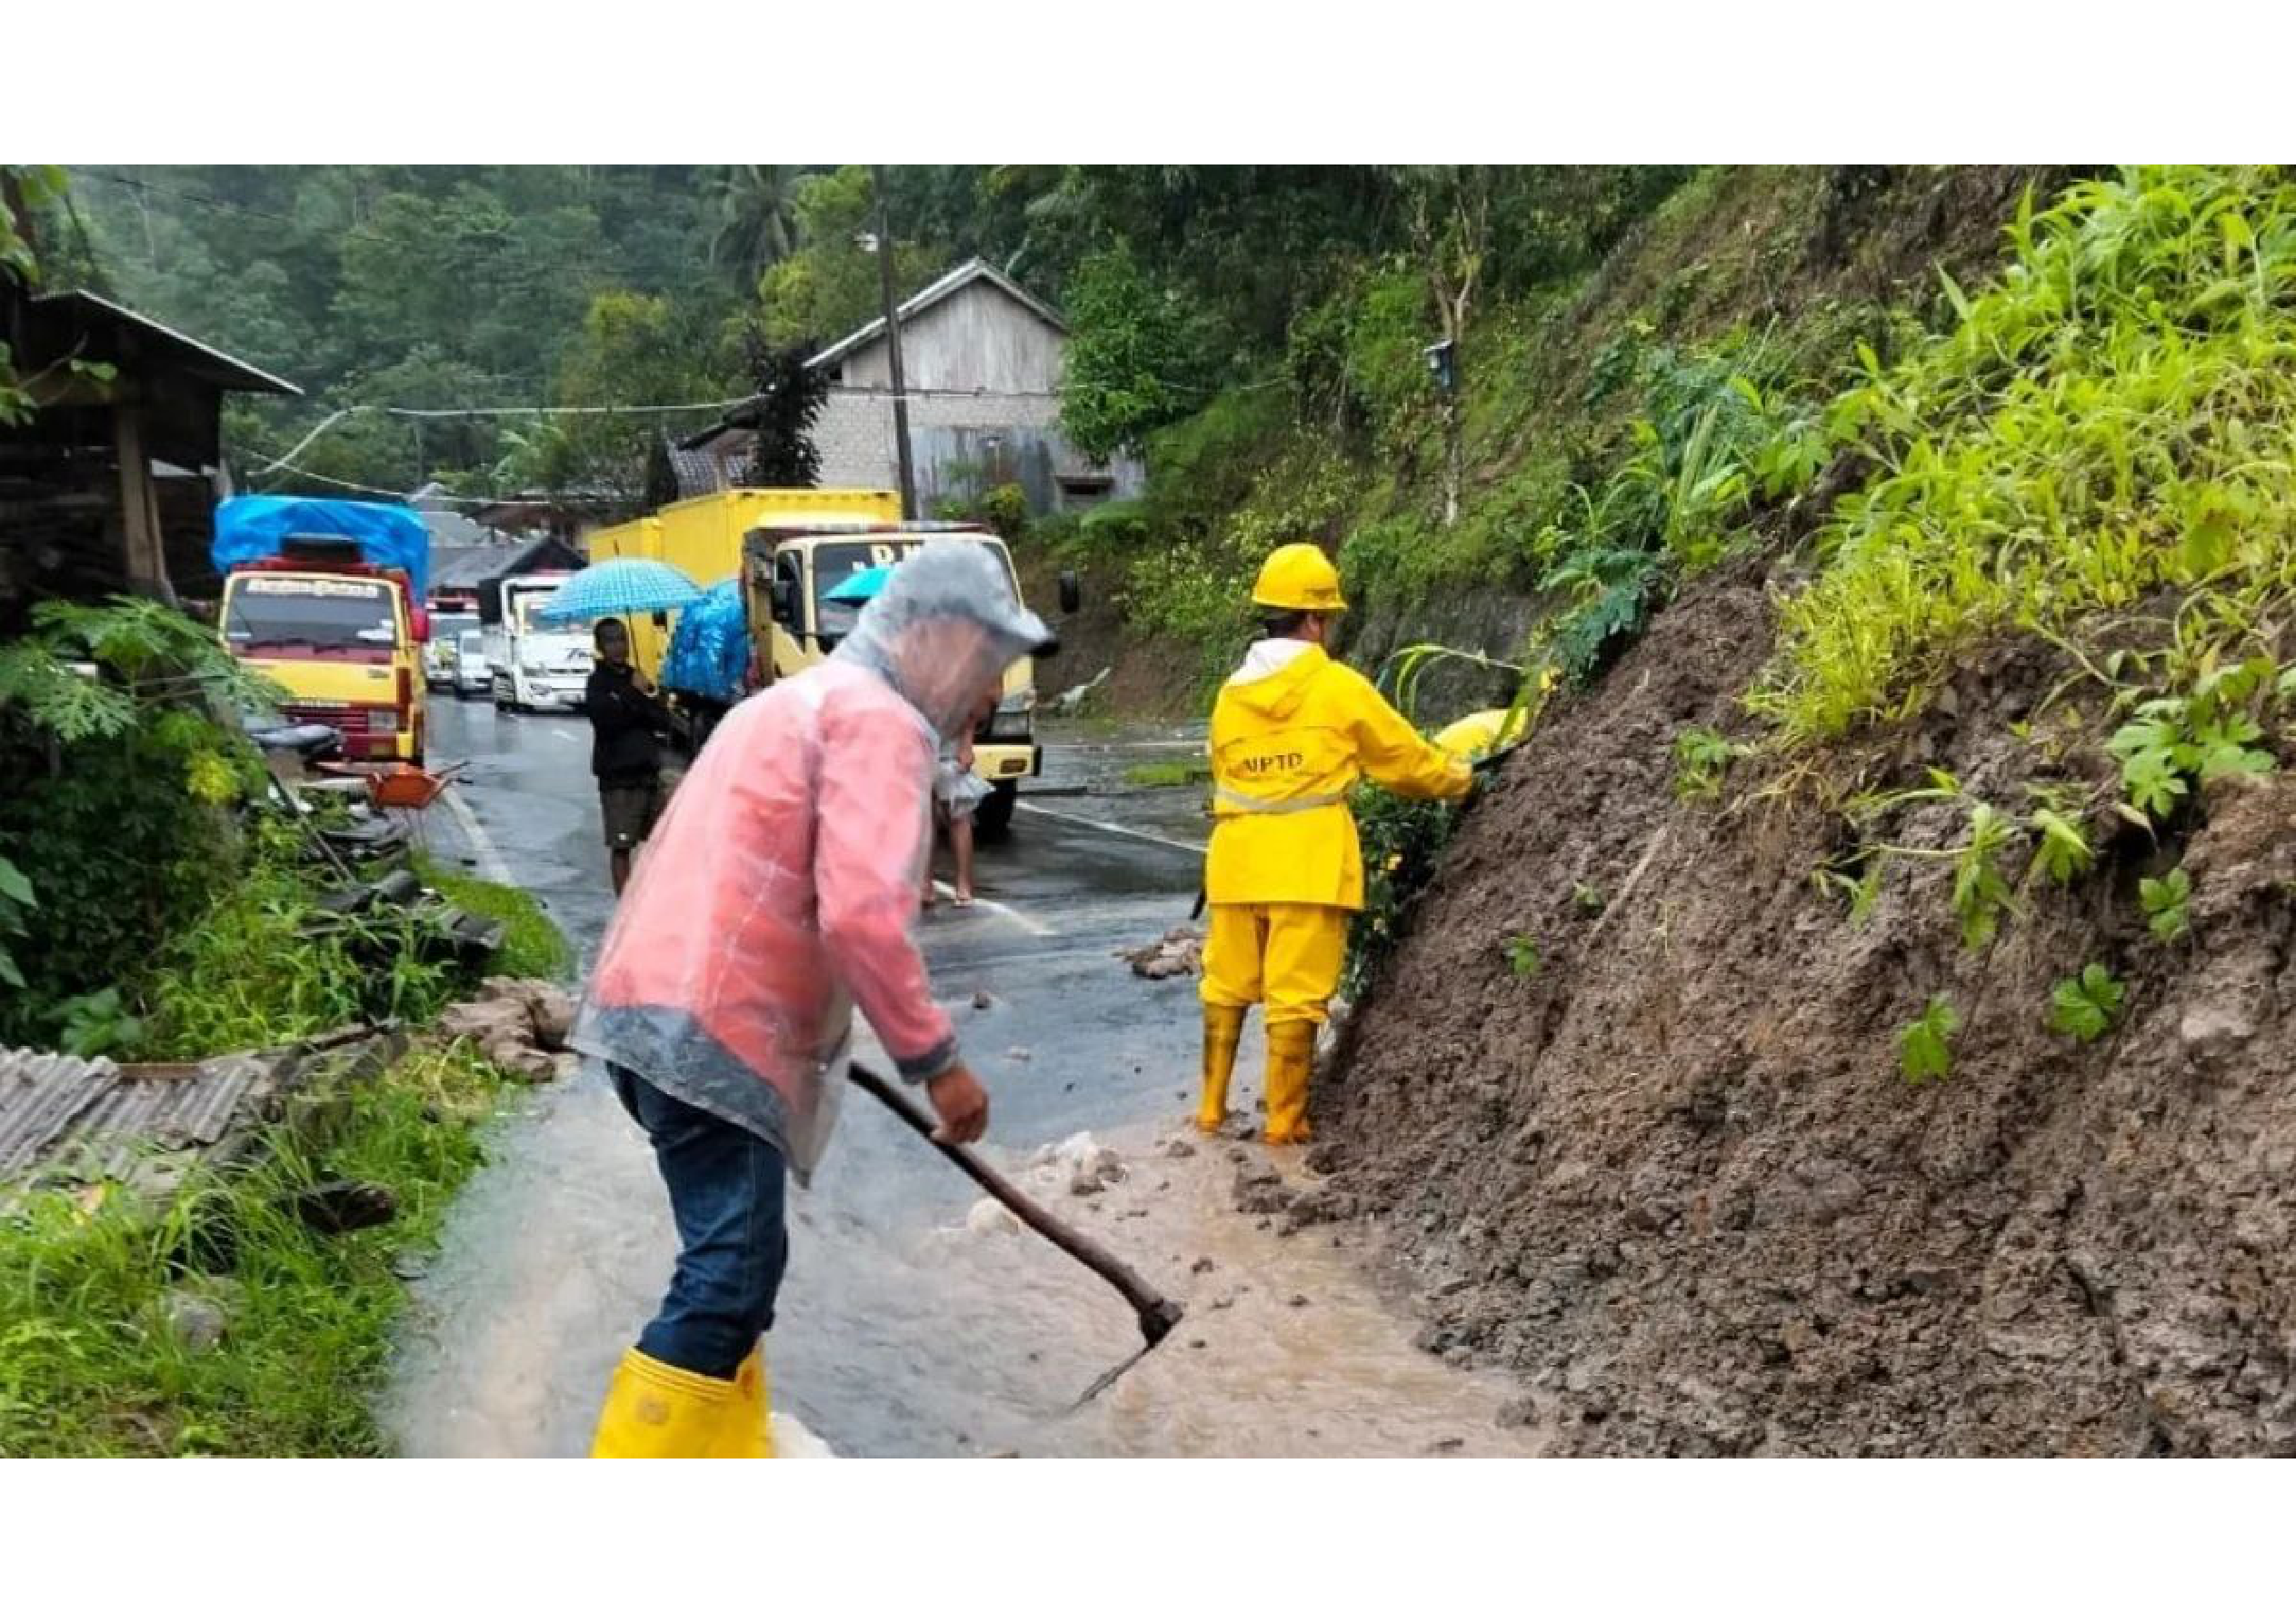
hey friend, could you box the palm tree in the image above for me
[706,164,799,292]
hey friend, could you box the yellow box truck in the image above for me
[590,489,900,687]
[741,520,1078,840]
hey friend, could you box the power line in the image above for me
[248,460,513,506]
[71,167,301,225]
[383,395,760,420]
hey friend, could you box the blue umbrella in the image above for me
[822,563,894,604]
[530,557,704,623]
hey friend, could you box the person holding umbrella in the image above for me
[585,616,672,896]
[574,540,1052,1457]
[534,557,707,897]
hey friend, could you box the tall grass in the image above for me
[1750,166,2296,743]
[139,823,459,1060]
[412,857,574,981]
[0,1045,507,1456]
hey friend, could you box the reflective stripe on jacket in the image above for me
[1203,643,1472,911]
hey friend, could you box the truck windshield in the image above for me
[431,612,477,644]
[811,540,1020,643]
[507,585,563,633]
[225,577,397,652]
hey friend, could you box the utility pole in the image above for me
[871,164,917,520]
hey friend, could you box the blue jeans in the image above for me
[610,1063,790,1380]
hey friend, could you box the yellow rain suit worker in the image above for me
[1198,543,1472,1143]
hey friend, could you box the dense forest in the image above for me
[42,164,1711,673]
[51,165,1688,495]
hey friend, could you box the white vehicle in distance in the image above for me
[484,572,593,711]
[424,610,478,690]
[454,628,493,698]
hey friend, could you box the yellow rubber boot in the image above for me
[589,1347,743,1458]
[1197,1003,1246,1134]
[724,1346,777,1459]
[1263,1020,1316,1145]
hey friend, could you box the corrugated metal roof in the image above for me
[0,1048,270,1180]
[25,288,303,396]
[667,444,725,497]
[431,536,584,592]
[806,257,1066,372]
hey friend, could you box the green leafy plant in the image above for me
[2027,806,2096,886]
[1538,543,1663,686]
[2108,658,2280,824]
[1571,881,1606,918]
[1898,995,1960,1083]
[2140,867,2192,941]
[2049,963,2126,1042]
[1343,784,1457,1001]
[51,988,146,1059]
[0,856,34,991]
[1812,852,1883,926]
[1950,803,2016,952]
[1380,642,1528,726]
[1503,934,1543,979]
[1672,725,1746,802]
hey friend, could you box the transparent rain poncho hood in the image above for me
[831,539,1050,739]
[570,541,1051,1183]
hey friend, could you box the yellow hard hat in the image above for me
[1251,543,1348,614]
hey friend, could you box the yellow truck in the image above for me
[741,520,1078,840]
[213,496,430,764]
[589,488,902,686]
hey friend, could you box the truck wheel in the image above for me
[976,781,1018,843]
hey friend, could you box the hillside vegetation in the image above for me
[1313,165,2296,1457]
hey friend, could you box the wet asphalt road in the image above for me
[423,692,1218,1153]
[385,690,1243,1455]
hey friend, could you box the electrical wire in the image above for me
[249,459,521,507]
[71,168,301,225]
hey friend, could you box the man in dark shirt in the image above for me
[584,617,672,896]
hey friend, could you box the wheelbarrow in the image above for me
[317,759,469,846]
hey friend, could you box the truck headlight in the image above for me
[983,689,1035,742]
[521,657,546,675]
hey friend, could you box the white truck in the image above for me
[483,571,594,712]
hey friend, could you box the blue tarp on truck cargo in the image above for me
[659,578,749,702]
[211,495,432,599]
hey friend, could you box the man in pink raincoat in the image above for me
[574,540,1051,1458]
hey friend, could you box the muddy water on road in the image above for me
[384,703,1534,1457]
[382,1083,1538,1458]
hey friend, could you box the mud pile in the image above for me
[1320,568,2296,1456]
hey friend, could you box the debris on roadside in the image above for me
[964,1197,1022,1237]
[288,1177,399,1234]
[1052,667,1112,716]
[0,1024,404,1209]
[431,975,575,1084]
[1029,1131,1129,1198]
[1117,927,1203,981]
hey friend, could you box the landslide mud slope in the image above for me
[1320,569,2296,1457]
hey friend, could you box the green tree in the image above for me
[743,337,828,487]
[1058,244,1213,462]
[754,167,936,351]
[706,164,801,293]
[519,289,734,513]
[1,164,68,426]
